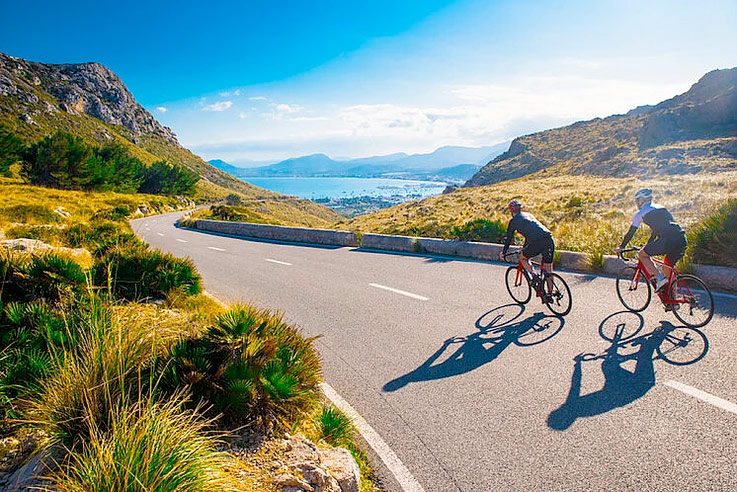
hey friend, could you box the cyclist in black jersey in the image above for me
[500,199,556,298]
[616,188,687,292]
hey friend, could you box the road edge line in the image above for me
[320,382,425,492]
[664,380,737,415]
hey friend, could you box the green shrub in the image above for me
[449,218,506,243]
[53,400,241,492]
[0,124,25,176]
[64,220,137,256]
[686,199,737,267]
[317,404,354,447]
[98,245,202,300]
[160,305,321,427]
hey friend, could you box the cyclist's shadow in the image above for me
[547,313,689,431]
[383,304,564,392]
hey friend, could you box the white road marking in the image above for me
[320,382,425,492]
[176,239,188,243]
[156,232,164,236]
[665,380,737,415]
[369,283,429,301]
[266,258,292,266]
[208,246,226,252]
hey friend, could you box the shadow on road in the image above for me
[383,304,565,392]
[548,312,710,431]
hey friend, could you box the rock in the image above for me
[137,203,151,215]
[274,473,314,492]
[0,239,53,252]
[318,448,360,492]
[282,435,319,468]
[18,113,37,126]
[53,206,71,218]
[442,184,458,194]
[0,444,63,492]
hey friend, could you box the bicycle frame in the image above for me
[513,256,545,296]
[627,256,690,306]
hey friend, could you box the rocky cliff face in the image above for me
[465,67,737,187]
[0,52,177,144]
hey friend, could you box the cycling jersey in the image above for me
[502,212,552,255]
[630,203,684,238]
[621,202,687,263]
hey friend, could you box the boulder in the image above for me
[318,447,360,492]
[276,435,360,492]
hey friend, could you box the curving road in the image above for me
[132,212,737,492]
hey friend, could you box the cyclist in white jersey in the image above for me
[616,188,687,292]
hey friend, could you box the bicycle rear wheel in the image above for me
[669,274,714,327]
[616,266,651,312]
[544,273,572,316]
[505,266,531,304]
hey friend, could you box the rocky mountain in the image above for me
[0,51,340,224]
[465,68,737,187]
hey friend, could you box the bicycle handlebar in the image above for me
[617,246,641,260]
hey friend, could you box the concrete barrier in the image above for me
[691,264,737,293]
[361,233,419,253]
[194,219,358,247]
[188,220,737,292]
[558,251,592,272]
[416,238,502,260]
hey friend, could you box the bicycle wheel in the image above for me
[669,274,714,328]
[505,266,531,304]
[544,273,572,316]
[616,266,651,312]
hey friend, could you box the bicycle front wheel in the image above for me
[669,274,714,327]
[616,266,651,312]
[505,266,531,304]
[544,273,572,316]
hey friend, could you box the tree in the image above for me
[21,132,91,188]
[139,161,199,196]
[0,126,26,176]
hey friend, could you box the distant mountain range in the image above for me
[465,67,737,187]
[209,143,510,184]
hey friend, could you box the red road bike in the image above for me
[503,250,572,316]
[616,247,714,327]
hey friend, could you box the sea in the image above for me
[242,176,447,200]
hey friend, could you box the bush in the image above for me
[0,124,25,176]
[316,404,354,447]
[686,199,737,267]
[139,161,199,196]
[160,305,321,427]
[449,218,506,243]
[52,400,240,492]
[98,245,202,300]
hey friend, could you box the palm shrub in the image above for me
[52,399,241,492]
[97,244,201,300]
[160,304,322,427]
[686,199,737,267]
[316,403,354,447]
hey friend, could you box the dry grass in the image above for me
[344,171,737,257]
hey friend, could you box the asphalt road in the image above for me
[132,212,737,492]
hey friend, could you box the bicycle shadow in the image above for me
[547,313,709,431]
[383,304,565,392]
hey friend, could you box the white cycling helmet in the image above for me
[634,188,653,203]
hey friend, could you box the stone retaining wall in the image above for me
[194,219,359,247]
[189,219,736,292]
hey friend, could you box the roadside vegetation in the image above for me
[343,172,737,266]
[0,181,377,490]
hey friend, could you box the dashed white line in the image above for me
[369,283,429,301]
[208,246,226,252]
[320,382,425,492]
[176,239,188,243]
[266,258,292,266]
[156,232,164,237]
[665,380,737,415]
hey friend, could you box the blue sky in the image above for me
[2,0,736,163]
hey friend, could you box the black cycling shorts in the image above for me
[523,235,555,264]
[643,234,687,264]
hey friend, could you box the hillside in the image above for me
[344,68,737,260]
[466,68,737,187]
[0,51,340,226]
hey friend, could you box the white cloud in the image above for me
[249,96,268,101]
[261,103,304,120]
[203,101,233,112]
[234,89,241,96]
[156,106,167,113]
[219,89,242,97]
[239,112,247,119]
